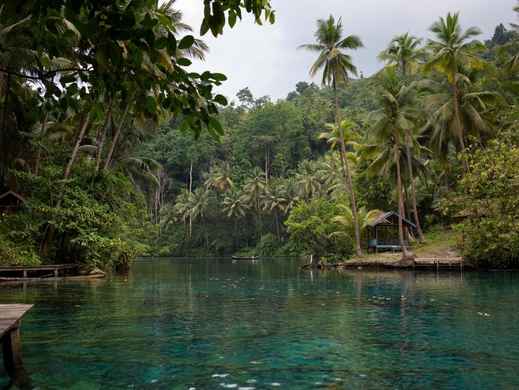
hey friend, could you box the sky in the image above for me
[176,0,517,101]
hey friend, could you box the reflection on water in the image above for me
[1,258,519,389]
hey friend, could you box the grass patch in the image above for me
[349,225,461,261]
[413,226,460,257]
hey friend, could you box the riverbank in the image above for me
[304,228,467,271]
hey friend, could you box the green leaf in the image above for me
[212,73,227,82]
[200,19,210,36]
[269,11,276,24]
[156,37,168,49]
[229,11,237,28]
[214,94,228,106]
[177,58,192,67]
[209,117,224,135]
[179,35,195,50]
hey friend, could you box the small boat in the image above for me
[231,256,259,261]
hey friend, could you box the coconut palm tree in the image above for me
[332,205,382,237]
[425,12,485,154]
[262,179,291,239]
[173,186,210,239]
[372,68,426,241]
[223,188,247,250]
[295,160,324,200]
[240,168,267,212]
[157,0,209,60]
[223,189,247,219]
[379,33,424,76]
[172,189,193,237]
[240,168,267,238]
[367,70,421,261]
[421,68,499,160]
[205,162,234,192]
[317,118,363,253]
[299,15,364,256]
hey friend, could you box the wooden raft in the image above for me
[0,304,33,384]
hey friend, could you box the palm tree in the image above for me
[205,162,233,192]
[425,12,485,154]
[317,118,363,254]
[295,160,325,200]
[172,189,193,237]
[240,168,267,212]
[421,68,499,160]
[157,0,209,60]
[223,188,247,250]
[240,168,267,238]
[332,205,382,237]
[374,69,426,241]
[173,187,209,239]
[367,70,420,261]
[223,189,247,219]
[379,33,423,76]
[403,126,429,242]
[299,15,364,256]
[262,179,291,239]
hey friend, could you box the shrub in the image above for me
[442,139,519,268]
[286,198,353,261]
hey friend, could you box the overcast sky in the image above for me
[177,0,517,101]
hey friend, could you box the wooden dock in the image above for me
[0,264,77,280]
[0,304,33,386]
[340,257,466,270]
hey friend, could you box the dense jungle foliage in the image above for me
[0,0,274,268]
[141,10,519,266]
[2,1,519,268]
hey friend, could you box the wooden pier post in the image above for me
[2,326,24,377]
[0,304,33,386]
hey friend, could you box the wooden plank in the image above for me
[0,264,77,273]
[0,304,33,337]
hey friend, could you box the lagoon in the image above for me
[1,258,519,389]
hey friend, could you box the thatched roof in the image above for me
[368,211,416,229]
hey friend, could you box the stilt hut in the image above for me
[366,211,416,253]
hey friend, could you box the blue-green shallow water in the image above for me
[1,258,519,389]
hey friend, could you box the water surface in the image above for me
[1,258,518,389]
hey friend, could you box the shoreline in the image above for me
[303,256,468,271]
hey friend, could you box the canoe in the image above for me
[231,256,258,260]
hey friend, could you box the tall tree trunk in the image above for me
[103,100,132,171]
[274,210,280,240]
[333,81,362,256]
[189,159,193,194]
[34,112,49,176]
[395,146,412,261]
[0,74,11,188]
[405,131,425,242]
[187,160,193,239]
[452,79,468,171]
[64,113,91,180]
[265,146,269,185]
[41,112,91,257]
[95,105,113,174]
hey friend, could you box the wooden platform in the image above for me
[0,264,77,279]
[341,257,465,270]
[0,304,33,386]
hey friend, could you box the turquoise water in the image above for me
[1,258,519,389]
